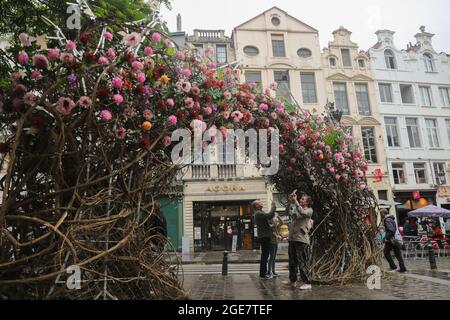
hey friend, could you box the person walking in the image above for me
[381,209,407,273]
[283,192,314,290]
[268,212,283,277]
[253,200,276,280]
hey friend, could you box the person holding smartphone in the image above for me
[283,191,314,290]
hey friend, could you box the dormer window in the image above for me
[329,57,336,67]
[384,49,397,69]
[424,53,434,72]
[358,59,365,68]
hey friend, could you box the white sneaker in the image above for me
[282,281,297,288]
[299,284,312,290]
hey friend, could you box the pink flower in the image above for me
[103,31,113,42]
[123,107,135,118]
[190,120,207,133]
[24,92,38,106]
[107,48,116,59]
[316,115,325,123]
[113,94,124,105]
[144,46,153,56]
[295,170,302,177]
[204,107,213,116]
[100,109,113,122]
[166,98,175,107]
[167,115,177,126]
[319,142,326,148]
[184,97,194,108]
[17,51,29,65]
[329,167,335,174]
[264,88,271,95]
[164,39,174,48]
[132,60,144,70]
[32,54,49,70]
[231,111,243,123]
[56,97,76,115]
[290,158,297,165]
[181,82,192,93]
[78,96,93,108]
[182,68,192,78]
[191,87,200,95]
[287,167,294,173]
[112,77,123,89]
[224,91,232,100]
[19,33,35,47]
[205,46,214,57]
[98,56,109,64]
[116,127,126,139]
[60,53,74,64]
[31,70,42,80]
[163,136,172,147]
[145,58,155,69]
[298,135,306,143]
[176,51,185,61]
[143,109,154,120]
[65,41,76,52]
[124,32,142,47]
[48,48,60,61]
[136,72,146,83]
[270,112,278,120]
[259,103,269,111]
[151,32,161,42]
[335,174,341,181]
[222,111,230,119]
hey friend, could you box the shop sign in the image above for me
[206,185,246,193]
[374,169,383,182]
[194,227,202,240]
[413,191,420,201]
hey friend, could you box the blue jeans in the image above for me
[268,243,278,275]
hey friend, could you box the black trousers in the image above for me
[288,241,311,284]
[384,241,407,271]
[258,237,271,277]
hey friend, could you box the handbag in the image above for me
[393,230,403,248]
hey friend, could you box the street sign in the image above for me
[231,235,238,253]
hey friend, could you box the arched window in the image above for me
[424,53,434,72]
[384,49,397,69]
[329,57,336,67]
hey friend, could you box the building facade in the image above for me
[368,27,450,225]
[186,29,235,67]
[322,27,392,204]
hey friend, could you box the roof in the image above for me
[234,6,318,32]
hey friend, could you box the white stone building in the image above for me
[368,27,450,225]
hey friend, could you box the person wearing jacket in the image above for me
[382,209,407,273]
[253,200,276,280]
[283,192,314,290]
[268,213,283,277]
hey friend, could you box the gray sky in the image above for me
[161,0,450,53]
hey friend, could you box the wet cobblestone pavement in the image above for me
[182,259,450,300]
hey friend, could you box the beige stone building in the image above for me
[232,6,327,112]
[322,27,393,204]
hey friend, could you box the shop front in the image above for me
[183,178,270,254]
[394,190,437,226]
[193,202,257,252]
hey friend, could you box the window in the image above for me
[379,83,393,103]
[355,83,371,116]
[419,86,433,106]
[384,49,397,69]
[272,35,286,57]
[274,71,290,101]
[245,71,262,87]
[358,59,365,68]
[406,118,422,148]
[425,119,440,148]
[414,163,427,184]
[329,58,336,67]
[297,48,312,58]
[216,45,227,64]
[378,190,388,201]
[300,73,317,103]
[400,84,415,104]
[446,119,450,144]
[385,117,400,147]
[433,163,447,185]
[271,17,280,26]
[341,49,352,67]
[243,46,259,56]
[439,87,450,106]
[361,127,378,163]
[392,163,407,185]
[333,82,349,115]
[424,53,434,72]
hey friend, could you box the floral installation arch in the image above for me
[0,18,379,299]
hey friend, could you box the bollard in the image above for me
[222,251,229,276]
[427,244,437,270]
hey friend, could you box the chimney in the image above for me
[177,14,182,32]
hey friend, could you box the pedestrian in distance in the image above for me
[282,191,314,290]
[252,200,276,280]
[381,209,407,273]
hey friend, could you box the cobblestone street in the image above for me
[180,258,450,300]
